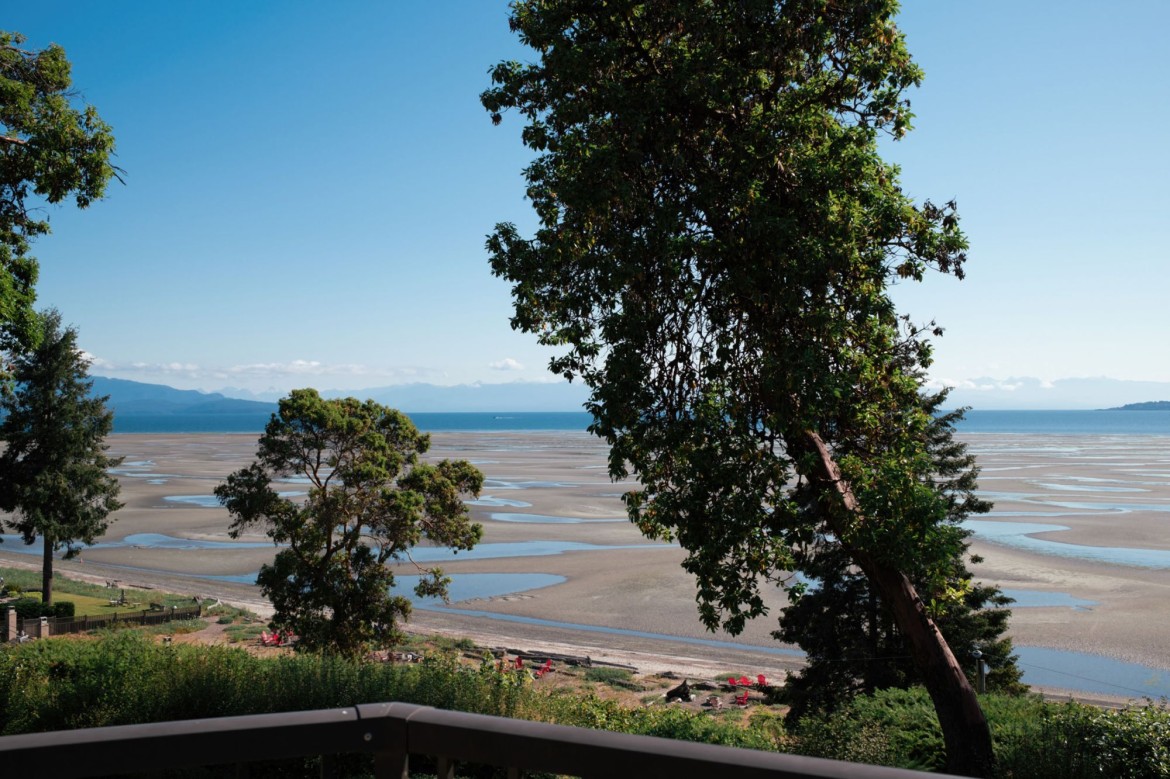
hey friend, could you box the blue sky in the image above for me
[6,2,1169,406]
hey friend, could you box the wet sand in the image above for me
[2,430,1168,693]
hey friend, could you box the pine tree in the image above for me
[0,310,123,604]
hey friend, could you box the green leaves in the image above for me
[0,32,117,352]
[487,5,998,771]
[215,390,484,657]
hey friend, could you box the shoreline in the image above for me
[2,430,1168,703]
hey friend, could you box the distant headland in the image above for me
[1107,401,1170,411]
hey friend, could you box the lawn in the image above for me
[0,565,197,617]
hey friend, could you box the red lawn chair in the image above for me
[535,659,553,679]
[734,690,750,706]
[737,676,751,687]
[757,674,768,688]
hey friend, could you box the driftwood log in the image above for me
[665,679,693,703]
[496,647,639,672]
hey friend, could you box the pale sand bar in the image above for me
[2,430,1168,688]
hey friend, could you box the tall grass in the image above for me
[1,634,1166,778]
[0,633,531,735]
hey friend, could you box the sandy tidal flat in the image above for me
[2,430,1168,696]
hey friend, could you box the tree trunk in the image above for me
[800,430,994,778]
[41,531,53,606]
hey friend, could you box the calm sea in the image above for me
[111,409,1170,435]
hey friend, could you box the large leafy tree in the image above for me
[0,309,123,605]
[484,2,995,774]
[777,394,1024,722]
[1,31,117,353]
[215,389,485,657]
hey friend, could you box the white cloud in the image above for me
[489,357,525,371]
[79,351,112,370]
[227,360,368,378]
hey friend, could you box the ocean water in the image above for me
[110,409,1170,435]
[111,411,595,434]
[955,410,1170,435]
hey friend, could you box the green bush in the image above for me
[789,686,1170,778]
[845,688,946,771]
[0,598,75,619]
[3,598,45,619]
[791,708,895,767]
[52,601,75,618]
[1092,703,1170,778]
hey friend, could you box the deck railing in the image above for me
[0,701,961,778]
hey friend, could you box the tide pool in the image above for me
[403,540,673,562]
[964,520,1170,568]
[1014,646,1170,699]
[488,512,626,524]
[163,490,305,508]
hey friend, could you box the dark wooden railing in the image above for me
[0,701,961,778]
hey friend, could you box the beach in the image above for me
[1,429,1168,697]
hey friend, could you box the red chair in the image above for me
[727,676,738,688]
[757,674,768,688]
[535,659,553,679]
[737,676,751,687]
[734,690,750,706]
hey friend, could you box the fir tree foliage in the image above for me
[0,32,117,352]
[778,393,1024,722]
[0,309,123,605]
[215,389,485,657]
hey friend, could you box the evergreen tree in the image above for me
[0,310,123,604]
[778,394,1024,721]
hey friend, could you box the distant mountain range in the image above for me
[91,376,1170,416]
[91,377,590,415]
[90,377,277,416]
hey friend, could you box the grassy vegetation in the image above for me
[2,564,1167,777]
[0,565,200,617]
[0,631,1166,778]
[582,666,643,691]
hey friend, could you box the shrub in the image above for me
[792,709,895,767]
[0,598,75,619]
[52,601,75,618]
[583,667,642,690]
[1075,702,1170,779]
